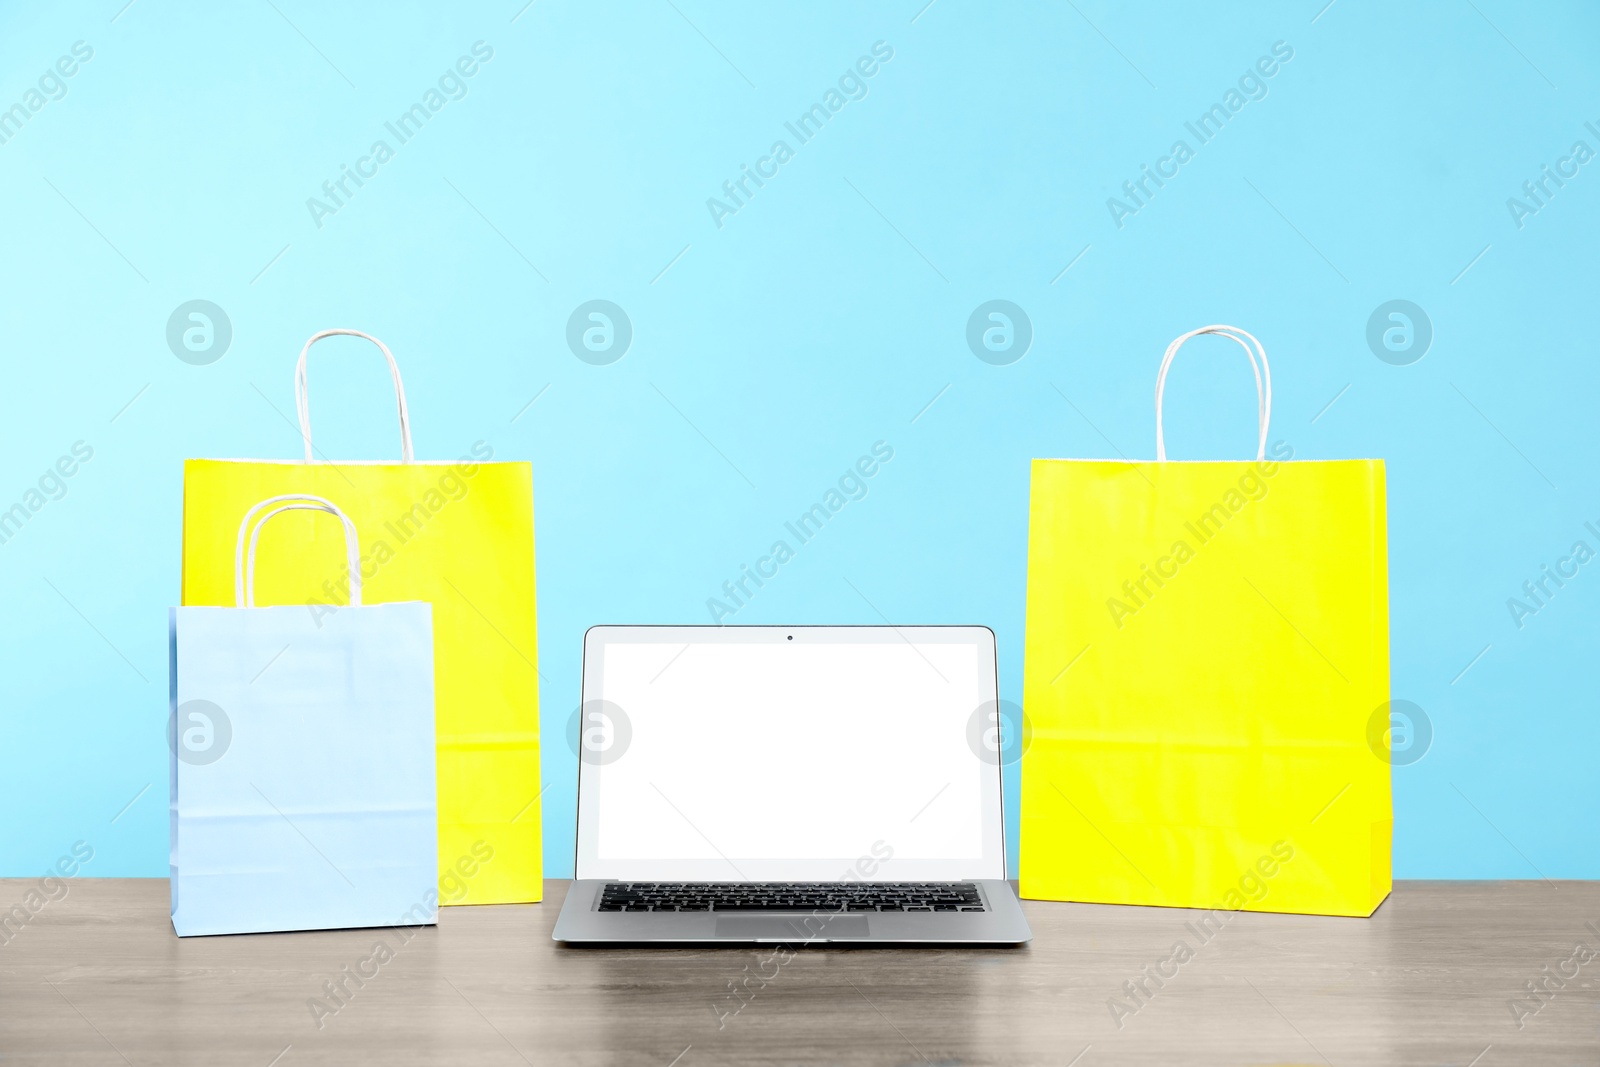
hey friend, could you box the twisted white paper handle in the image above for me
[233,494,362,609]
[294,329,414,464]
[1154,325,1272,461]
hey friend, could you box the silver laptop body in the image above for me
[553,625,1032,945]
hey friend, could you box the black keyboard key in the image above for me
[597,881,985,913]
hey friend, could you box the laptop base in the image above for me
[553,879,1032,945]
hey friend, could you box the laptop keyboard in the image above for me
[597,882,986,912]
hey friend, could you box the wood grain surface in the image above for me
[1,878,1596,1066]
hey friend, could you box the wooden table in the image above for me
[2,879,1595,1065]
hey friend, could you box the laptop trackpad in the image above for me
[715,915,871,940]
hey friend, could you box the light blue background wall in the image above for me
[2,0,1595,880]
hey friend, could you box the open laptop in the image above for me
[552,625,1032,944]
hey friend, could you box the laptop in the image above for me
[552,625,1032,944]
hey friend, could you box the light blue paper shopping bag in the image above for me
[170,494,438,936]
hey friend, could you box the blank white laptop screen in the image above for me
[574,627,1005,882]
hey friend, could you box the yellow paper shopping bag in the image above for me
[1021,325,1391,917]
[181,329,541,905]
